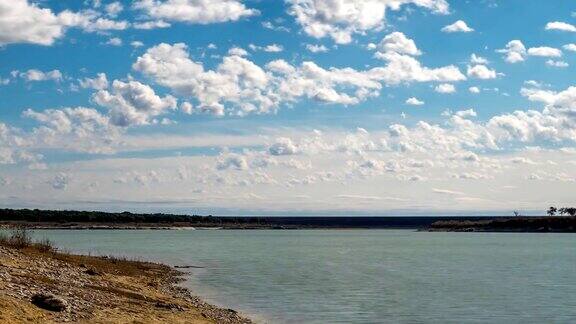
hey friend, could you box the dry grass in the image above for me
[0,227,55,252]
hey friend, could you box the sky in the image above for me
[1,0,576,216]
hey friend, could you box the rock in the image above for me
[31,293,68,312]
[84,268,100,276]
[155,301,186,311]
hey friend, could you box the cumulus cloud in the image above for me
[405,97,424,105]
[546,60,569,68]
[18,69,62,82]
[133,43,274,115]
[467,64,497,79]
[106,37,123,46]
[527,46,562,57]
[306,44,329,53]
[133,0,258,25]
[22,106,117,154]
[287,0,449,44]
[370,52,466,84]
[104,2,123,17]
[269,138,299,155]
[228,46,249,56]
[263,44,283,52]
[133,42,466,115]
[470,54,488,64]
[0,0,128,46]
[455,109,477,118]
[486,86,576,143]
[79,73,109,90]
[435,83,455,93]
[441,20,474,33]
[248,44,284,53]
[93,80,178,126]
[375,32,421,56]
[497,40,526,63]
[131,41,145,48]
[563,43,576,52]
[133,20,171,29]
[545,21,576,32]
[469,86,480,93]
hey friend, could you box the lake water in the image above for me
[27,229,576,323]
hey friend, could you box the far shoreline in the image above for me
[1,208,575,232]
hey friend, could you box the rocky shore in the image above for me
[0,243,252,323]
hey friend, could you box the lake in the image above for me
[29,229,576,323]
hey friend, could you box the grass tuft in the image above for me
[0,227,55,252]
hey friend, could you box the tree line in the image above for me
[0,208,267,225]
[547,206,576,216]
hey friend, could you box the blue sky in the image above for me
[1,0,576,215]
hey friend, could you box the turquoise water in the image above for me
[28,230,576,323]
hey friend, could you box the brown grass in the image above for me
[0,227,55,252]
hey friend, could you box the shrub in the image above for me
[0,227,55,252]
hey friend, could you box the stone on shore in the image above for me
[31,293,68,312]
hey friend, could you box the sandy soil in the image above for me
[0,244,252,323]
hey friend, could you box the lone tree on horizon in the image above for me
[547,206,557,216]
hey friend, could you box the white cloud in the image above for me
[497,40,526,63]
[0,0,129,46]
[228,46,249,56]
[470,54,488,64]
[467,64,497,79]
[469,86,480,93]
[19,69,62,82]
[306,44,329,53]
[545,60,569,68]
[263,44,284,52]
[269,138,299,155]
[249,44,284,53]
[562,43,576,52]
[105,2,124,17]
[106,37,123,46]
[22,106,117,154]
[435,83,456,93]
[0,0,67,46]
[545,21,576,32]
[376,32,421,56]
[370,52,466,84]
[93,80,178,126]
[441,20,474,33]
[134,43,272,115]
[133,20,171,29]
[79,73,109,90]
[405,97,424,105]
[287,0,449,44]
[454,109,477,118]
[133,0,258,24]
[133,43,465,115]
[527,46,562,57]
[131,41,145,48]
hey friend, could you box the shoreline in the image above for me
[0,241,252,323]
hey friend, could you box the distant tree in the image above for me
[547,206,558,216]
[513,211,520,217]
[566,208,576,217]
[559,208,567,216]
